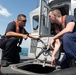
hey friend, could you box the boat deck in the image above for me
[0,56,35,74]
[0,49,76,75]
[0,56,61,75]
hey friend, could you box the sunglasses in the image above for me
[49,16,51,18]
[20,20,27,22]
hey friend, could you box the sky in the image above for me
[0,0,39,48]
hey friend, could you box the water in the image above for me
[19,48,28,56]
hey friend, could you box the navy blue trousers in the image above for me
[1,37,20,63]
[60,32,76,69]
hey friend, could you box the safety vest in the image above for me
[14,20,24,33]
[55,15,66,34]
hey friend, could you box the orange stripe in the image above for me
[14,20,24,33]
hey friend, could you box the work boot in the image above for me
[70,59,76,67]
[1,60,9,67]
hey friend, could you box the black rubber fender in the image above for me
[48,67,76,75]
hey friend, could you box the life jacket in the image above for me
[14,20,24,45]
[14,20,24,33]
[55,15,66,34]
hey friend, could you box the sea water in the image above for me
[19,48,28,56]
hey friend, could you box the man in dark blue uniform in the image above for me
[0,14,39,67]
[49,8,76,69]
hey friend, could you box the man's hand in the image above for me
[23,34,28,40]
[34,35,40,40]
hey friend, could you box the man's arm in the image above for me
[6,32,28,40]
[53,22,75,40]
[50,22,75,48]
[28,33,40,39]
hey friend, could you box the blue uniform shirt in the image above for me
[5,21,29,35]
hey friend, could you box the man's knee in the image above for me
[8,37,18,43]
[62,33,72,41]
[6,37,18,46]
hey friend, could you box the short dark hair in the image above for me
[17,14,26,20]
[49,8,61,17]
[49,8,57,12]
